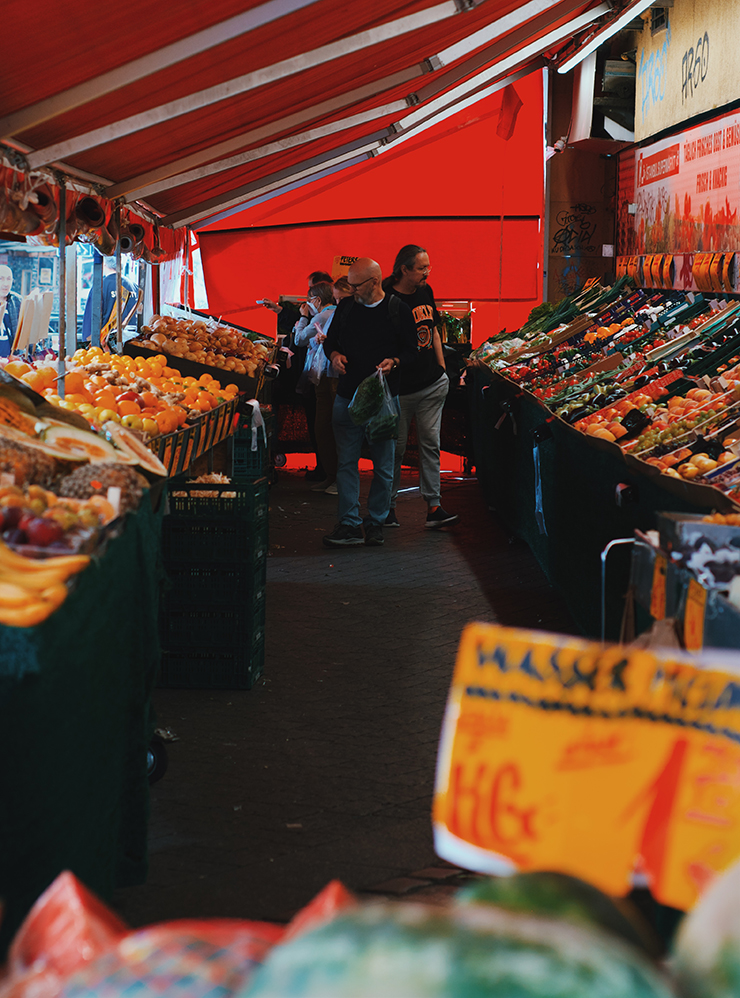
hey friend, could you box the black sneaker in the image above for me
[364,522,384,546]
[385,509,400,527]
[323,523,364,547]
[306,467,327,482]
[425,506,459,529]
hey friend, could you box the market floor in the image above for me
[112,466,576,927]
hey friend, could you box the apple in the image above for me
[121,414,144,431]
[96,408,120,423]
[116,391,145,407]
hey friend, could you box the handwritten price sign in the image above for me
[433,624,740,911]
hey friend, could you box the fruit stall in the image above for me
[468,278,740,641]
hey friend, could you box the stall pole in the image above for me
[115,206,123,351]
[65,245,77,359]
[56,181,66,398]
[600,538,635,644]
[90,250,103,349]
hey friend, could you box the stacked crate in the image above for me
[229,406,274,481]
[159,478,268,689]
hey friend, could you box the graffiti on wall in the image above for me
[682,32,709,104]
[551,204,597,255]
[638,17,672,124]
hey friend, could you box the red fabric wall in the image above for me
[198,73,545,344]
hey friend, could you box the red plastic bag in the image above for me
[1,872,127,998]
[55,920,285,997]
[282,880,356,942]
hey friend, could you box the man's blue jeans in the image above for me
[332,394,399,527]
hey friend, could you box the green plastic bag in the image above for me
[348,372,385,425]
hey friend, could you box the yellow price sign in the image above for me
[651,553,668,620]
[684,578,707,652]
[433,624,740,911]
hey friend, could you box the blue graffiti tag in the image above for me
[639,15,672,122]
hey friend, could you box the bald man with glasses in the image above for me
[322,258,417,548]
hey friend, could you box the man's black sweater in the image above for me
[323,294,418,399]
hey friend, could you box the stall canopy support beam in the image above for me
[115,210,123,351]
[120,100,407,203]
[164,134,385,227]
[24,2,462,168]
[56,182,66,395]
[107,0,576,202]
[90,251,103,349]
[65,245,77,359]
[106,68,421,201]
[0,0,323,141]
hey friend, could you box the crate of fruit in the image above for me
[163,477,268,564]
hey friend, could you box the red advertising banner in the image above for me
[635,109,740,264]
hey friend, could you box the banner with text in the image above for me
[635,107,740,263]
[636,0,740,142]
[433,623,740,912]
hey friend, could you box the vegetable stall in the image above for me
[468,278,740,641]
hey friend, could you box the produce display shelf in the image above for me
[148,396,238,477]
[124,341,268,397]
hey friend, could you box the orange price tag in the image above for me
[651,553,668,620]
[434,624,740,911]
[684,578,707,652]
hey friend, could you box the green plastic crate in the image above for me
[163,478,268,563]
[162,559,266,606]
[160,590,266,650]
[159,630,265,690]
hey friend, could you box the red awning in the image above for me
[2,0,615,228]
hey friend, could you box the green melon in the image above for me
[457,872,655,956]
[240,900,674,998]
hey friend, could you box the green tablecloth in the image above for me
[469,364,737,639]
[0,494,164,954]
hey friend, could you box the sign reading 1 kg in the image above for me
[682,32,709,104]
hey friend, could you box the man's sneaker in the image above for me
[310,478,332,492]
[323,523,364,547]
[385,509,400,527]
[324,481,338,495]
[425,506,459,529]
[364,522,384,546]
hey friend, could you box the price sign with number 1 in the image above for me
[434,623,740,912]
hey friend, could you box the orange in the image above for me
[118,400,142,416]
[171,404,188,426]
[140,391,159,408]
[162,366,179,378]
[38,366,58,387]
[155,410,177,434]
[196,392,214,411]
[5,360,31,378]
[94,392,118,411]
[21,370,46,393]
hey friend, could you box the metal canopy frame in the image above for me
[3,0,618,229]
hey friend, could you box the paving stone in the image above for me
[112,467,576,928]
[365,877,432,895]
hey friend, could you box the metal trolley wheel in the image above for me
[147,735,169,785]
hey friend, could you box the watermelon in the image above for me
[457,872,656,956]
[241,900,674,998]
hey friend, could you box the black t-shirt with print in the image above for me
[382,281,444,395]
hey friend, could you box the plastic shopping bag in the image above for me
[366,371,399,443]
[347,370,385,425]
[305,339,326,387]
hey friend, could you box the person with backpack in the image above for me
[383,244,459,529]
[321,258,417,548]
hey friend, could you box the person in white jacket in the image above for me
[292,281,338,493]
